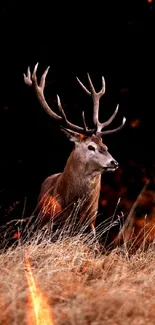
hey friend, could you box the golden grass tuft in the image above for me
[1,227,155,325]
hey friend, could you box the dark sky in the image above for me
[0,0,155,224]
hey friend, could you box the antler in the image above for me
[76,74,126,135]
[23,63,95,135]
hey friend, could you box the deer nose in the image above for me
[109,160,119,168]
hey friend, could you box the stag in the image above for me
[24,63,126,240]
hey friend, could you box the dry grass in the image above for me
[1,222,155,325]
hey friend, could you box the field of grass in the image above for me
[1,219,155,325]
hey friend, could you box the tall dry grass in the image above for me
[1,213,155,325]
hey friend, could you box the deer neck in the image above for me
[57,150,101,205]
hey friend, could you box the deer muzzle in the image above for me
[105,160,119,171]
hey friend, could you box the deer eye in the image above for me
[88,145,95,151]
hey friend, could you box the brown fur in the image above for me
[37,134,114,233]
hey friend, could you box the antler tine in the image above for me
[23,66,32,86]
[56,95,94,133]
[24,63,95,135]
[76,74,105,128]
[77,73,126,135]
[97,105,119,132]
[39,66,50,89]
[24,63,62,121]
[56,94,68,122]
[82,111,88,132]
[76,76,91,95]
[99,117,126,135]
[87,74,105,97]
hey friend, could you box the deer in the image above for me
[23,63,126,243]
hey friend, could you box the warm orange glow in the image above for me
[100,199,108,207]
[130,119,140,128]
[25,254,54,325]
[79,134,85,139]
[41,194,62,217]
[13,232,20,239]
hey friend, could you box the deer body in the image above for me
[24,64,126,236]
[38,169,101,228]
[37,134,116,230]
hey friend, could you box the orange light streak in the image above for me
[25,255,54,325]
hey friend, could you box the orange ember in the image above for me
[130,119,140,128]
[79,134,85,139]
[25,254,54,325]
[13,232,20,239]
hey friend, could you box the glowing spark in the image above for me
[13,232,20,239]
[25,254,54,325]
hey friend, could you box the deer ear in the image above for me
[60,127,85,143]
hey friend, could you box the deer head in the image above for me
[23,63,126,174]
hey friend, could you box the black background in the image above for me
[0,0,155,229]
